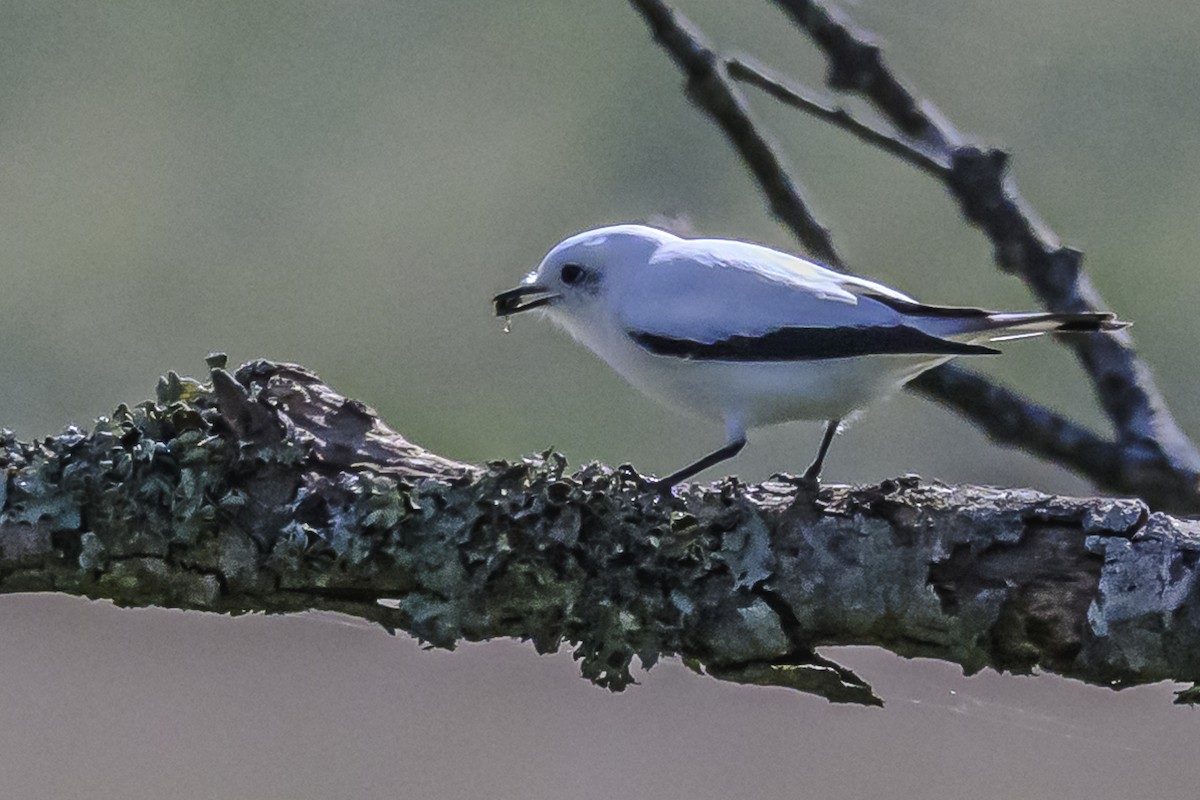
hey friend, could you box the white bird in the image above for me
[493,224,1125,490]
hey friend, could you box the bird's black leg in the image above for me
[652,437,747,491]
[801,419,841,486]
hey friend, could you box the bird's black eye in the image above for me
[560,264,586,285]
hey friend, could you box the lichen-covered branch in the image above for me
[628,0,1200,513]
[2,361,1197,705]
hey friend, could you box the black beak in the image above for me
[493,284,559,316]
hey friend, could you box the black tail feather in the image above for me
[1054,313,1129,332]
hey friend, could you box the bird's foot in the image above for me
[649,479,676,496]
[768,471,821,493]
[616,463,655,492]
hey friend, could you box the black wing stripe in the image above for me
[629,326,999,361]
[861,292,993,318]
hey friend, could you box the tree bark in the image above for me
[3,360,1197,704]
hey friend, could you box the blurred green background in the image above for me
[3,0,1197,494]
[1,1,1198,798]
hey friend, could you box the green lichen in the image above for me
[2,359,1193,706]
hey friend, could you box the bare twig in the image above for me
[768,0,1200,497]
[908,368,1117,474]
[628,0,842,268]
[912,368,1200,512]
[629,0,1200,512]
[725,56,947,175]
[770,0,959,148]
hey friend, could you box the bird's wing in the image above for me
[623,239,894,335]
[614,239,998,362]
[616,239,997,360]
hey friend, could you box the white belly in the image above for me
[552,311,955,431]
[560,316,949,428]
[625,352,944,425]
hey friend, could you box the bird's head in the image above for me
[493,225,676,329]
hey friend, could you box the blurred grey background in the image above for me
[1,1,1198,797]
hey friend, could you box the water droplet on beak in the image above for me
[502,316,512,334]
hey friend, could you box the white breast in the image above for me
[550,307,946,429]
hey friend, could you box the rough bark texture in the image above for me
[1,360,1197,705]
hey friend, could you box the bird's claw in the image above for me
[768,471,821,493]
[616,463,655,492]
[649,478,678,496]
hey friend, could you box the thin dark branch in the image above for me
[725,56,948,176]
[628,0,1200,512]
[908,367,1199,511]
[769,0,1200,492]
[629,0,842,267]
[769,0,960,149]
[911,366,1118,476]
[910,364,1199,512]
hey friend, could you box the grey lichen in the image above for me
[1085,515,1200,680]
[0,359,1197,705]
